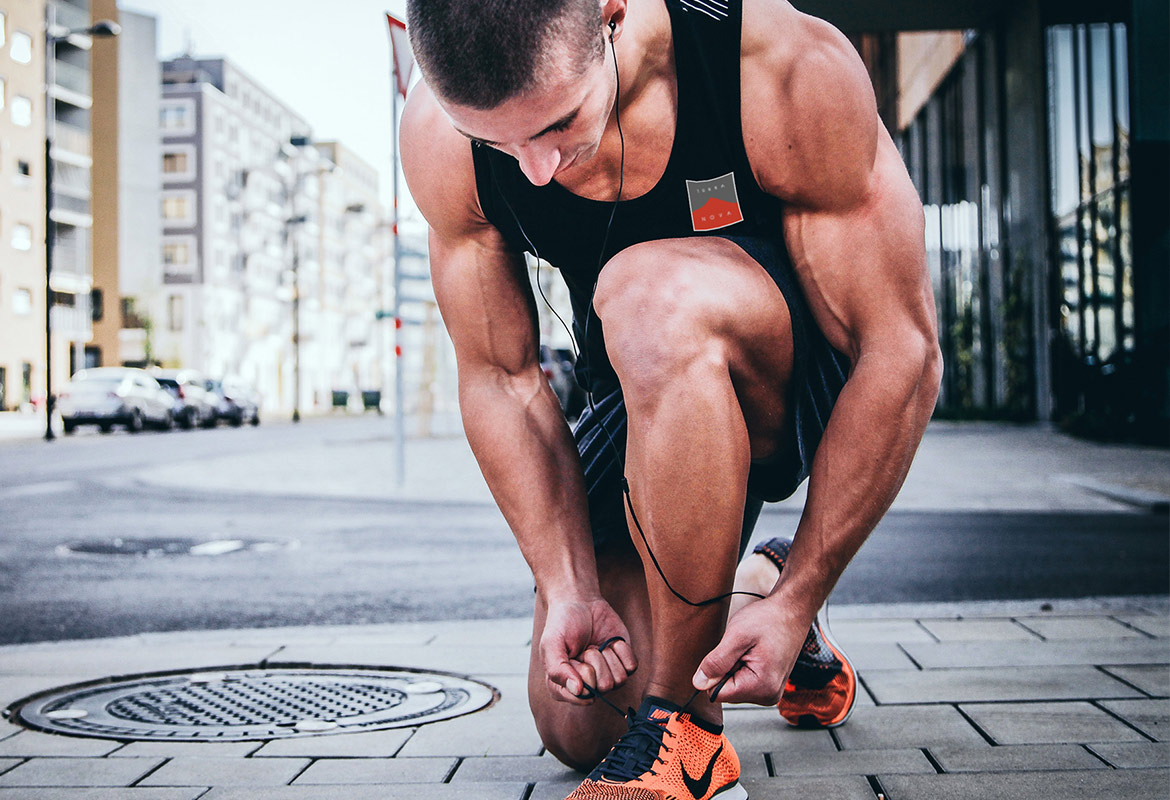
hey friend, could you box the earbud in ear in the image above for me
[608,20,616,40]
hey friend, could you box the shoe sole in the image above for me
[780,604,857,730]
[712,781,749,800]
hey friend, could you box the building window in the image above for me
[162,151,188,173]
[168,295,184,331]
[12,288,31,315]
[161,146,196,182]
[160,100,195,134]
[10,31,31,64]
[0,12,7,48]
[0,76,6,111]
[91,288,104,322]
[17,159,30,177]
[11,95,30,126]
[11,222,31,250]
[163,242,190,267]
[161,194,192,222]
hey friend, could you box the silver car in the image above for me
[58,368,175,434]
[153,369,217,429]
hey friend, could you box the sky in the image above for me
[122,0,416,214]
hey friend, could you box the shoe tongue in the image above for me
[637,695,682,725]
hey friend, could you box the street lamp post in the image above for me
[43,16,120,441]
[287,214,306,423]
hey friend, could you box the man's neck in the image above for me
[614,0,675,107]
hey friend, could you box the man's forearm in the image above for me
[459,367,601,601]
[771,339,941,619]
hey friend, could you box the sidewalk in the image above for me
[0,597,1165,798]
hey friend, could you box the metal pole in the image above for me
[292,229,301,423]
[43,22,56,442]
[391,77,405,485]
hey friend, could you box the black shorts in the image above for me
[573,234,850,555]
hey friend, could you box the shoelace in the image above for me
[588,707,675,781]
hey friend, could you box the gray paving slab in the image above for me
[959,701,1148,744]
[879,768,1170,800]
[917,619,1040,642]
[1016,615,1149,640]
[863,665,1142,704]
[741,776,876,799]
[833,705,989,750]
[767,747,935,776]
[529,780,585,800]
[204,785,528,800]
[137,757,310,787]
[1103,664,1170,697]
[0,645,275,679]
[451,756,579,782]
[272,643,529,676]
[929,743,1106,772]
[396,677,543,758]
[291,757,456,784]
[0,761,19,777]
[901,637,1170,669]
[0,732,123,758]
[111,742,261,758]
[252,728,413,758]
[1099,698,1170,741]
[826,619,937,645]
[0,791,204,800]
[723,707,839,758]
[1088,741,1170,768]
[0,757,165,787]
[1116,614,1170,638]
[840,643,918,670]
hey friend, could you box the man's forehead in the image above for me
[439,67,595,145]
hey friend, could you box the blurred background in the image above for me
[0,0,1166,441]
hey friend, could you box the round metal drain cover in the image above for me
[10,665,496,741]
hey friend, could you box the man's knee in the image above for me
[594,242,727,400]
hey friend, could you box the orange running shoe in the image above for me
[752,537,857,729]
[566,696,747,800]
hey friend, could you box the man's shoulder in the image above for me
[740,0,880,207]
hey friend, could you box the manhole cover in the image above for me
[9,665,496,741]
[57,538,293,557]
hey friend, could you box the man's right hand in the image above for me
[540,596,638,706]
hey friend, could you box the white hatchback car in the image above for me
[58,368,175,434]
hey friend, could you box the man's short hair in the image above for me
[407,0,605,109]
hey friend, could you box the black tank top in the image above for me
[472,0,789,392]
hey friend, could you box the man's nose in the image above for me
[516,144,561,187]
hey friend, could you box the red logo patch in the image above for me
[686,172,744,232]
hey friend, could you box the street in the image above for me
[0,416,1166,645]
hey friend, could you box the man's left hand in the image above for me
[691,597,808,705]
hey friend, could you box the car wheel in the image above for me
[126,409,144,433]
[179,409,194,430]
[250,412,260,426]
[99,423,113,434]
[62,421,76,435]
[161,411,175,431]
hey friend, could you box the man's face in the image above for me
[439,41,613,187]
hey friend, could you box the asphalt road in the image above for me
[0,420,1165,645]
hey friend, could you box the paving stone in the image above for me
[0,761,19,776]
[0,645,273,679]
[918,619,1040,642]
[767,747,934,776]
[138,757,310,787]
[1016,616,1146,640]
[843,643,918,670]
[396,678,542,757]
[253,728,414,758]
[0,791,203,800]
[827,619,936,645]
[863,665,1142,704]
[930,743,1106,772]
[960,701,1147,744]
[112,742,261,758]
[0,757,164,787]
[1100,698,1170,741]
[879,768,1169,800]
[0,731,123,758]
[205,785,527,800]
[1088,741,1170,768]
[452,756,579,782]
[902,637,1170,669]
[1115,614,1170,638]
[739,776,875,799]
[1103,664,1170,697]
[273,644,529,676]
[723,707,839,759]
[833,705,989,750]
[292,757,456,784]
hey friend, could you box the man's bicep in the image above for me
[429,225,540,377]
[784,137,937,359]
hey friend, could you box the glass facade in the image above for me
[1046,23,1134,424]
[898,33,1032,418]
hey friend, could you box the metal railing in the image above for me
[52,59,90,98]
[51,1,90,33]
[53,123,90,158]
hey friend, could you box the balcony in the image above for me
[52,59,91,98]
[52,124,91,161]
[51,1,91,33]
[50,190,92,219]
[49,237,91,294]
[51,304,93,341]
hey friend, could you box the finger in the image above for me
[610,638,638,674]
[546,674,592,706]
[693,632,752,691]
[580,648,613,693]
[599,646,629,688]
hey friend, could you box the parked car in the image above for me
[152,369,218,429]
[58,367,175,434]
[205,377,261,427]
[540,345,586,421]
